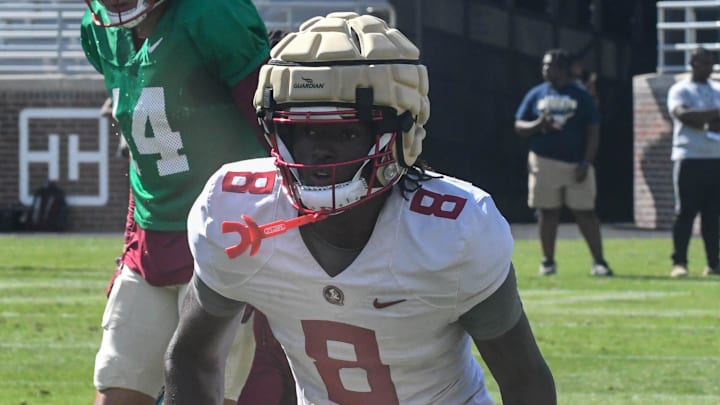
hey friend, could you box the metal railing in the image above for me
[254,1,396,31]
[657,0,720,73]
[0,0,396,75]
[0,2,88,74]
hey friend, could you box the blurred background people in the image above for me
[514,48,613,277]
[666,47,720,278]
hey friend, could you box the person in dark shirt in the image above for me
[514,48,612,277]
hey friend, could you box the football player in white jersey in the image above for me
[165,12,556,405]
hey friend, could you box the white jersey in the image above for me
[667,77,720,161]
[189,157,515,405]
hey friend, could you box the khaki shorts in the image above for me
[528,151,596,210]
[94,265,256,399]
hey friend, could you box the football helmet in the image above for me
[254,12,430,216]
[85,0,165,29]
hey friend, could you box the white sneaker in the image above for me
[670,264,689,278]
[591,262,614,277]
[539,261,557,276]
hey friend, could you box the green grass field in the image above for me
[0,234,718,404]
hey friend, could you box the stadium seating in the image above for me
[0,0,396,75]
[253,0,396,31]
[0,1,88,74]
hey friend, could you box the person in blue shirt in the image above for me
[514,48,613,277]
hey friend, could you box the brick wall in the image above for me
[633,73,674,229]
[0,75,129,232]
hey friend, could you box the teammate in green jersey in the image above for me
[81,0,270,404]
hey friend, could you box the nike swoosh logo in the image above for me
[373,298,406,309]
[148,37,163,54]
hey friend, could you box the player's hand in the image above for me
[707,117,720,132]
[537,112,562,133]
[574,163,589,182]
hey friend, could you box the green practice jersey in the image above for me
[81,0,269,231]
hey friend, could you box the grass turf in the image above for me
[0,234,717,404]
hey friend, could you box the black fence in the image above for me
[392,0,658,223]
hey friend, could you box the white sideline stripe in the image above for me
[520,290,713,316]
[534,321,720,331]
[1,311,87,318]
[0,280,106,289]
[0,380,87,387]
[560,392,720,401]
[0,342,96,349]
[0,295,106,304]
[529,307,717,317]
[525,294,686,304]
[550,353,720,362]
[521,289,687,300]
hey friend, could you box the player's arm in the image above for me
[230,30,289,151]
[514,93,558,137]
[668,86,720,129]
[582,90,601,167]
[231,66,267,149]
[672,104,720,129]
[574,121,599,181]
[164,275,245,404]
[459,266,556,405]
[514,114,557,138]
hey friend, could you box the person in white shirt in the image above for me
[164,12,556,404]
[667,47,720,278]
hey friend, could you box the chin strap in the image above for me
[222,211,329,258]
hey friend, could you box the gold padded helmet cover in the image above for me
[254,12,430,178]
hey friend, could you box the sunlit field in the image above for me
[0,234,718,404]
